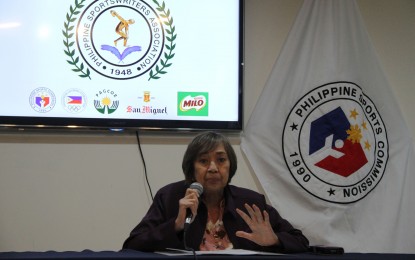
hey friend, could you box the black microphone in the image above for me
[184,182,203,231]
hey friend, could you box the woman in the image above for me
[122,131,309,253]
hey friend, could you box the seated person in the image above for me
[123,131,309,253]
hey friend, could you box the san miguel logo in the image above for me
[63,0,176,80]
[283,82,388,204]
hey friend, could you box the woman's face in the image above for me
[194,144,230,195]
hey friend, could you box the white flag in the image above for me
[241,0,415,253]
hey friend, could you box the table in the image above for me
[0,250,414,260]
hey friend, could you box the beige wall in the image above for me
[0,0,414,251]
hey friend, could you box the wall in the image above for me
[0,0,414,252]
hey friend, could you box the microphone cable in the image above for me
[183,228,198,260]
[135,130,153,200]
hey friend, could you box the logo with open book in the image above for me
[282,82,388,204]
[63,0,176,80]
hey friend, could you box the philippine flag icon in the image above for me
[309,107,368,177]
[67,96,83,104]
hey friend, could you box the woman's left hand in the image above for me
[235,203,280,247]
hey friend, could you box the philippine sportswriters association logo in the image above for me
[63,0,176,80]
[283,82,388,204]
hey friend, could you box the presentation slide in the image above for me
[0,0,242,129]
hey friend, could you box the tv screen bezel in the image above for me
[0,0,244,132]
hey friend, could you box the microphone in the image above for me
[184,182,203,230]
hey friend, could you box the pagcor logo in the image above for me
[177,92,208,116]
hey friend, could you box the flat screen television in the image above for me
[0,0,243,131]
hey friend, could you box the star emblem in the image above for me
[290,122,298,131]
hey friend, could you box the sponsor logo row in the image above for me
[29,87,208,117]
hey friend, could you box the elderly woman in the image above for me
[122,131,309,253]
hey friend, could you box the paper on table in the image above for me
[155,248,285,256]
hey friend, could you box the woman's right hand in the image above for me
[174,187,200,232]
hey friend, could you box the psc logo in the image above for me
[29,87,56,113]
[282,82,388,204]
[63,0,176,80]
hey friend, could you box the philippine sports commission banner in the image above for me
[241,0,415,253]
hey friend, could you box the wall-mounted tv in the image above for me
[0,0,243,131]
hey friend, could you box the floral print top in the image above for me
[199,200,233,251]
